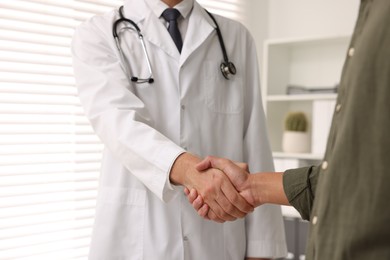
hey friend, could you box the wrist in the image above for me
[169,152,200,186]
[252,174,265,207]
[251,172,288,206]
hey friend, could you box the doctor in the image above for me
[72,0,287,259]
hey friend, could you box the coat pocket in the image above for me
[203,60,243,114]
[89,187,146,260]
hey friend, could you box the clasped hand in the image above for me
[184,156,258,223]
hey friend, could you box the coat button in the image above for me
[312,216,318,225]
[336,104,342,112]
[181,105,185,110]
[348,47,355,57]
[321,161,328,170]
[183,236,188,241]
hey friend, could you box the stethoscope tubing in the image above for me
[113,7,154,83]
[112,6,236,83]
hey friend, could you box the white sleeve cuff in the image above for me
[152,145,185,202]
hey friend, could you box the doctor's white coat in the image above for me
[72,0,287,259]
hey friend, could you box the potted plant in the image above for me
[282,111,310,153]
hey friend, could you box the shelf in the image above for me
[273,152,323,160]
[263,35,350,159]
[265,34,351,47]
[267,94,337,102]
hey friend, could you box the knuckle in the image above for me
[243,163,249,171]
[237,211,246,218]
[225,203,234,213]
[223,158,232,164]
[200,209,208,217]
[220,211,231,220]
[230,193,240,204]
[205,155,213,161]
[202,186,213,198]
[208,212,217,221]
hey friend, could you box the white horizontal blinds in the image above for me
[0,1,121,259]
[196,0,245,23]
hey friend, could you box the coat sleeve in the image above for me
[71,19,184,202]
[241,30,288,258]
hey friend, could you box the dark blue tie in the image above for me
[162,8,183,53]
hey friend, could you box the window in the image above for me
[197,0,244,23]
[0,0,243,259]
[0,1,121,259]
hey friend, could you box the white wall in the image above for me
[268,0,360,39]
[240,0,269,74]
[241,0,269,51]
[241,0,361,77]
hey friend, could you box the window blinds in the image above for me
[0,1,121,259]
[197,0,245,24]
[0,0,241,259]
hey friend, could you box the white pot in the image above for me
[282,131,310,153]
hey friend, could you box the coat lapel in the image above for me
[142,11,181,60]
[123,0,180,60]
[122,0,215,64]
[180,3,215,66]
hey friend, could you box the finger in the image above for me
[203,156,233,173]
[200,169,242,220]
[195,156,212,171]
[209,170,252,218]
[234,162,249,172]
[213,188,245,219]
[198,204,209,218]
[192,195,204,211]
[207,209,225,223]
[187,188,198,204]
[209,158,249,191]
[184,187,190,195]
[220,179,254,215]
[207,199,236,222]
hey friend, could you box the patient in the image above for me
[186,1,390,259]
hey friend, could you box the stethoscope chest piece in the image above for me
[220,61,236,79]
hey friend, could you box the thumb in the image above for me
[234,162,249,172]
[195,156,213,171]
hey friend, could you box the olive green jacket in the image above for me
[283,0,390,259]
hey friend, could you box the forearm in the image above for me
[247,172,290,207]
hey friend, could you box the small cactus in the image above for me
[285,112,308,132]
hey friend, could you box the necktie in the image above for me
[162,8,183,53]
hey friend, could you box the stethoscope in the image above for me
[113,6,236,84]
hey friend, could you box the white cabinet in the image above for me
[262,35,351,218]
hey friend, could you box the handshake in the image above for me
[170,153,287,223]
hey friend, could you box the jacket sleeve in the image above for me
[283,165,320,221]
[71,19,184,202]
[241,30,288,258]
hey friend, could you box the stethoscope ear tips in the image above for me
[148,78,154,84]
[220,61,236,79]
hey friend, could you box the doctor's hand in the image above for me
[170,153,254,223]
[184,156,258,219]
